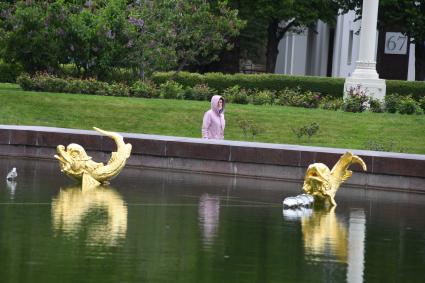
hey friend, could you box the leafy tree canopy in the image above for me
[0,0,244,79]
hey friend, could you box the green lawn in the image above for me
[1,83,424,154]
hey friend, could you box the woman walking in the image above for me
[202,95,225,139]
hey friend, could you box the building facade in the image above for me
[275,11,416,81]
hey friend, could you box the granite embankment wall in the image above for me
[0,125,424,192]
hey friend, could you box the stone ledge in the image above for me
[0,125,424,179]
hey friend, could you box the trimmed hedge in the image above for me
[152,71,425,99]
[386,80,425,100]
[152,72,345,98]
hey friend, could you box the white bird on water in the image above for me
[6,167,17,180]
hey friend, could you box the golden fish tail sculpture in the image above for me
[302,152,367,207]
[91,127,132,182]
[55,127,132,188]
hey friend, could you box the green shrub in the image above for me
[292,122,320,140]
[63,79,86,94]
[131,80,158,98]
[0,62,23,83]
[290,91,321,108]
[364,138,405,153]
[152,72,425,100]
[237,119,264,140]
[107,83,130,97]
[43,76,68,92]
[398,96,422,115]
[159,81,184,99]
[99,68,138,84]
[16,73,35,90]
[152,71,345,97]
[63,78,107,95]
[386,80,425,101]
[223,85,249,104]
[251,90,273,105]
[419,97,425,112]
[385,93,401,113]
[183,84,214,101]
[191,84,217,101]
[320,97,343,111]
[183,87,196,100]
[276,88,300,106]
[369,98,384,113]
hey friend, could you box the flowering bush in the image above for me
[343,85,370,112]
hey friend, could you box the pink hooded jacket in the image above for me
[202,95,225,139]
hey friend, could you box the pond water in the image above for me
[0,157,424,283]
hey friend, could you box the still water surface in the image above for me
[0,157,424,283]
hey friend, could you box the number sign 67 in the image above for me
[384,32,408,55]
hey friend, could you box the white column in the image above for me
[344,0,386,100]
[407,43,415,81]
[347,209,366,283]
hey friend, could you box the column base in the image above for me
[344,76,386,101]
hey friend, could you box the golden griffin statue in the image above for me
[302,152,367,207]
[55,127,132,188]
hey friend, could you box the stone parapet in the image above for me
[0,125,424,192]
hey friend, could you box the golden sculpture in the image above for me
[302,151,366,207]
[52,185,128,247]
[54,127,132,188]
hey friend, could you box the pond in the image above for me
[0,157,424,283]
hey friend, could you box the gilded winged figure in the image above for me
[302,152,367,206]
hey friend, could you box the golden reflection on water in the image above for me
[300,207,348,262]
[51,185,127,247]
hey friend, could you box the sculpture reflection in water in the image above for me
[300,207,348,262]
[283,208,366,282]
[198,194,220,249]
[51,185,128,247]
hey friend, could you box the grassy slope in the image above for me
[1,83,424,154]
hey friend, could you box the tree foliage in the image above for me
[0,0,243,79]
[127,0,244,78]
[224,0,343,72]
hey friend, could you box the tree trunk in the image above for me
[415,41,425,81]
[265,19,280,73]
[139,63,145,81]
[171,57,188,80]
